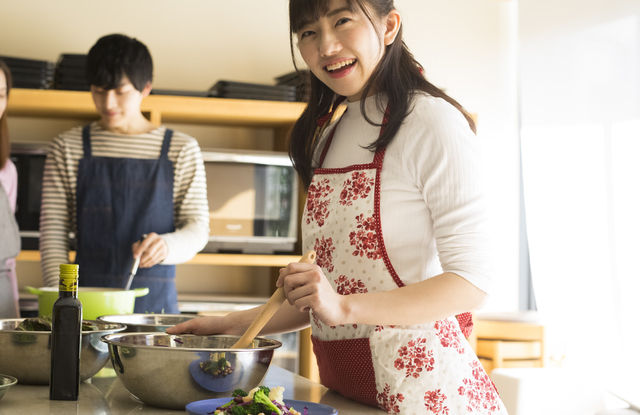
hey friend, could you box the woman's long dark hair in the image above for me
[288,0,476,188]
[0,59,12,170]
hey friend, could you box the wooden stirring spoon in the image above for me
[231,250,316,349]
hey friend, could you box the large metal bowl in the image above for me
[0,319,126,385]
[101,333,281,409]
[97,313,200,332]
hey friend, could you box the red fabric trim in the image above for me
[311,336,378,407]
[456,312,474,338]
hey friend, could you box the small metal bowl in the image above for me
[101,332,281,409]
[0,375,18,401]
[0,319,126,385]
[97,314,200,332]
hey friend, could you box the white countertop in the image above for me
[0,365,385,414]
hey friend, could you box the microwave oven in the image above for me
[201,148,298,254]
[10,142,47,250]
[9,143,298,254]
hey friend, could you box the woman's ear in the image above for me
[384,9,401,46]
[142,81,153,98]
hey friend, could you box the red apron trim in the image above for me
[456,312,474,338]
[311,336,378,407]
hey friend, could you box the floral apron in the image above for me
[303,106,507,414]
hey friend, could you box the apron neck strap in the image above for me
[82,125,92,159]
[160,129,173,160]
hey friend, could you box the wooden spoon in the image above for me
[231,250,316,349]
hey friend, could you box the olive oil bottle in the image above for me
[50,264,82,400]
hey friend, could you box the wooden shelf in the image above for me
[16,250,302,267]
[9,88,318,381]
[7,88,306,127]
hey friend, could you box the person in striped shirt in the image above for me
[39,34,209,314]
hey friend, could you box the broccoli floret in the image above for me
[232,388,248,398]
[258,385,271,395]
[229,405,249,415]
[253,389,282,415]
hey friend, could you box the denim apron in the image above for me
[75,125,178,314]
[305,105,505,414]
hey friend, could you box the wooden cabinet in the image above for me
[8,88,322,380]
[470,319,545,374]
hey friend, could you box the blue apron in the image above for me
[75,125,179,314]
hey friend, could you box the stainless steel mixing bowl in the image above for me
[0,319,126,385]
[101,333,282,409]
[97,313,200,332]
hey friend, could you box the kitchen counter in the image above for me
[0,365,385,414]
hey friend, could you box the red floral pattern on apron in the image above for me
[303,104,505,414]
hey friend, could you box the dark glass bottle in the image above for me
[50,264,82,401]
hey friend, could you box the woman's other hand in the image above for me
[166,315,234,336]
[132,232,168,268]
[277,262,348,327]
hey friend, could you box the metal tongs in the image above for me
[124,234,148,290]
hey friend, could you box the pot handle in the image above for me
[25,286,44,295]
[132,287,149,297]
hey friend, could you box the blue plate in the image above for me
[185,397,338,415]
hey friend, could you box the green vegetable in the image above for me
[232,388,247,398]
[15,315,98,331]
[16,317,51,331]
[253,389,282,415]
[230,405,249,415]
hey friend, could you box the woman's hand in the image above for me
[277,262,348,327]
[132,232,168,268]
[166,315,238,336]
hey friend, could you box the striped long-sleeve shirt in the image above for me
[39,123,210,287]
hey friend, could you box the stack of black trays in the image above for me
[0,55,54,89]
[150,89,209,97]
[209,80,297,102]
[54,54,90,91]
[275,70,309,102]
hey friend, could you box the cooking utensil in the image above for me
[25,286,149,320]
[97,313,200,332]
[0,319,126,385]
[0,374,17,401]
[100,332,281,410]
[124,233,148,290]
[231,250,316,349]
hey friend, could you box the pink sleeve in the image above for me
[0,158,18,213]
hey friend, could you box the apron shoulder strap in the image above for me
[160,129,173,160]
[82,125,92,159]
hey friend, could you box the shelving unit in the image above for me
[8,88,321,380]
[16,250,301,267]
[8,88,306,265]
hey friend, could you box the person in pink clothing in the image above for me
[0,59,21,318]
[169,1,506,413]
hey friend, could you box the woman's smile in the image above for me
[324,58,357,78]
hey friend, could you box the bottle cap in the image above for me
[59,264,79,291]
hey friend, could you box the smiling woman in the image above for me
[167,0,507,414]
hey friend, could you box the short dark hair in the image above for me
[86,34,153,92]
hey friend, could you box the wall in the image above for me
[519,0,640,386]
[1,0,520,310]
